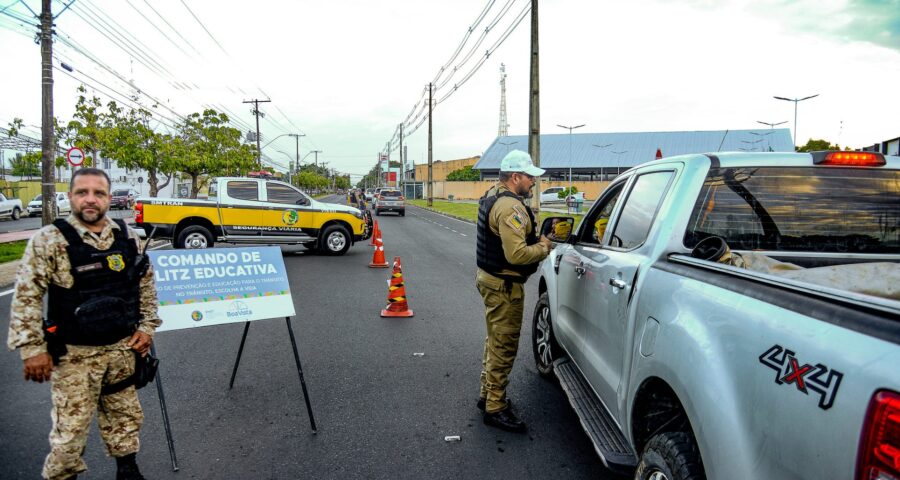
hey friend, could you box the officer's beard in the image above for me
[73,204,107,225]
[518,184,534,198]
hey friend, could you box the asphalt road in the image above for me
[0,196,620,479]
[0,208,134,234]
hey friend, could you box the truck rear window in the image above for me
[684,167,900,253]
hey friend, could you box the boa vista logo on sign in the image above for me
[227,300,253,318]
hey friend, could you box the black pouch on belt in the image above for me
[101,351,159,396]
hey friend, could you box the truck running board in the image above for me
[553,358,638,473]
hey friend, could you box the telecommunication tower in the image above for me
[498,63,509,137]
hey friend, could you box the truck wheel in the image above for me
[532,292,561,378]
[635,432,706,480]
[319,225,350,256]
[176,225,214,249]
[11,207,20,220]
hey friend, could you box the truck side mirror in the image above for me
[541,216,574,243]
[296,197,310,206]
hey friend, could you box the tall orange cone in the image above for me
[369,220,381,246]
[381,257,414,317]
[368,230,389,268]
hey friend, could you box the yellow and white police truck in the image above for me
[135,177,371,255]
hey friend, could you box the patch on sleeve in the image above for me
[505,211,525,231]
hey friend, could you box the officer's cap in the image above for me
[500,150,545,177]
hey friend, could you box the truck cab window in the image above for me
[580,184,624,245]
[227,181,259,201]
[266,182,305,205]
[609,171,674,249]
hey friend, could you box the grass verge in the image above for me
[0,240,28,264]
[408,199,585,228]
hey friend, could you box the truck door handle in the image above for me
[574,265,586,278]
[609,278,626,289]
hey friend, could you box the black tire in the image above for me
[318,224,351,256]
[399,210,405,217]
[635,432,706,480]
[175,225,214,249]
[532,291,562,377]
[11,207,20,220]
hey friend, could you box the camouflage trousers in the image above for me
[476,269,525,414]
[43,347,143,480]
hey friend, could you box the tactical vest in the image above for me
[47,219,145,346]
[476,190,539,282]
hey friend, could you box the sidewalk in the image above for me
[0,229,37,244]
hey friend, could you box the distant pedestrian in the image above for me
[357,189,367,210]
[7,168,161,480]
[349,190,358,206]
[475,150,551,433]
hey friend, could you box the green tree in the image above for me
[796,138,848,152]
[175,109,256,198]
[446,165,480,181]
[101,101,178,197]
[68,85,106,164]
[11,152,41,178]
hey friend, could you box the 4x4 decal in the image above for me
[759,345,843,410]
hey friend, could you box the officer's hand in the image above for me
[23,353,53,383]
[539,235,553,249]
[127,331,152,357]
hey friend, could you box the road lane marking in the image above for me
[0,288,14,297]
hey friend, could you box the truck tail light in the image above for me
[813,151,886,167]
[857,390,900,480]
[135,202,143,224]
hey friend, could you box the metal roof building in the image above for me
[474,128,794,179]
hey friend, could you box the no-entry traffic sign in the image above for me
[66,147,85,167]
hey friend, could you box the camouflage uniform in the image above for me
[477,184,549,413]
[7,215,161,480]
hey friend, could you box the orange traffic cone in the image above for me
[369,220,381,246]
[368,230,389,268]
[381,257,414,317]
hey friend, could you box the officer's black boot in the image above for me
[483,405,527,433]
[115,453,146,480]
[476,396,511,411]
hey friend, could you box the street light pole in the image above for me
[611,150,627,177]
[773,95,818,149]
[593,143,612,179]
[499,140,518,154]
[557,124,585,199]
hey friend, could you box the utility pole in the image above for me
[427,82,433,207]
[243,98,271,169]
[40,0,56,226]
[398,123,403,190]
[288,133,304,184]
[528,0,541,214]
[311,150,322,170]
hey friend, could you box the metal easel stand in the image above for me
[228,317,318,432]
[150,343,179,471]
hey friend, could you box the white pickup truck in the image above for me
[0,193,23,220]
[535,151,899,479]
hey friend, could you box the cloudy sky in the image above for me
[1,0,898,179]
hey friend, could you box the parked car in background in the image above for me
[27,192,71,217]
[373,188,405,216]
[0,193,23,220]
[111,188,138,210]
[365,189,375,201]
[540,186,585,204]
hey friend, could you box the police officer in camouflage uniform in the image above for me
[475,150,551,432]
[7,168,161,480]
